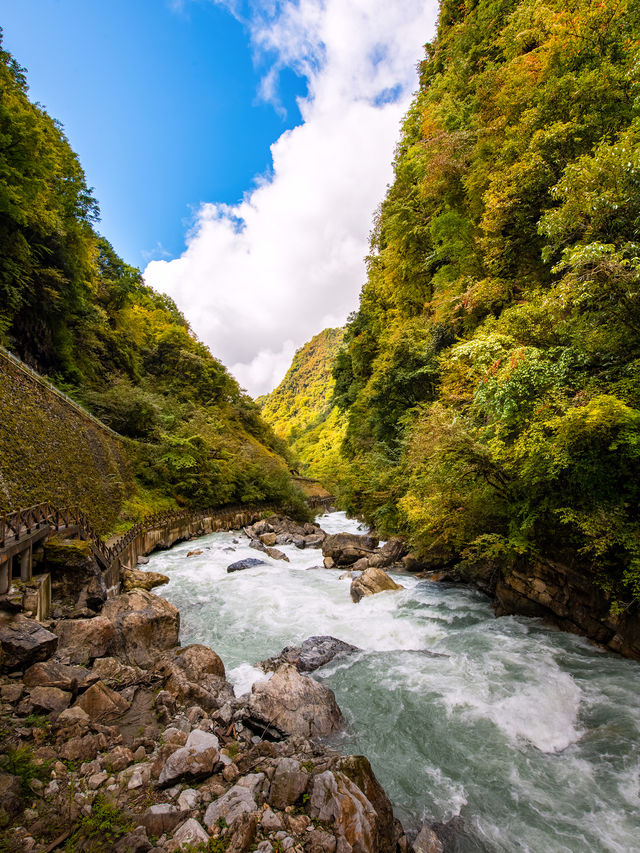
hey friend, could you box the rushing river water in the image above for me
[148,511,640,853]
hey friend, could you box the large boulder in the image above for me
[73,680,130,721]
[261,636,360,673]
[155,644,231,711]
[0,615,58,672]
[367,537,407,569]
[55,615,118,665]
[101,589,180,667]
[350,567,404,603]
[246,663,344,739]
[122,567,170,592]
[24,659,91,691]
[227,557,267,573]
[158,729,220,786]
[322,533,379,567]
[310,755,401,853]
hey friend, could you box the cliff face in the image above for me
[0,350,133,533]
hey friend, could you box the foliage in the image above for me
[0,746,51,799]
[0,30,306,526]
[64,795,134,852]
[321,0,640,606]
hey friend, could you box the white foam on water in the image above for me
[149,511,640,853]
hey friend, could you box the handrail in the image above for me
[0,345,122,439]
[0,501,275,573]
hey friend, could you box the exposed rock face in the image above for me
[122,567,170,592]
[0,615,58,672]
[246,664,344,739]
[413,824,445,853]
[227,557,267,573]
[158,729,220,786]
[322,533,379,566]
[268,756,309,809]
[101,589,180,667]
[494,557,640,659]
[309,769,386,853]
[262,636,360,673]
[350,567,404,603]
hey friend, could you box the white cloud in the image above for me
[145,0,438,396]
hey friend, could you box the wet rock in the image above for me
[335,755,399,853]
[413,824,444,853]
[169,818,209,850]
[228,557,267,573]
[0,616,58,672]
[246,663,344,739]
[268,756,309,809]
[304,534,325,548]
[73,680,130,720]
[23,660,90,691]
[29,685,71,714]
[137,556,150,565]
[260,533,277,547]
[186,549,203,557]
[158,729,220,786]
[350,567,404,603]
[367,537,407,569]
[55,615,118,665]
[322,533,379,567]
[101,589,180,668]
[265,547,290,562]
[203,773,265,828]
[262,636,360,674]
[122,567,170,592]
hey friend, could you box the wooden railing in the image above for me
[0,502,274,573]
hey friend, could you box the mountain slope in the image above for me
[259,328,346,489]
[329,0,640,607]
[0,33,307,528]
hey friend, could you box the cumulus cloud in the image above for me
[145,0,438,396]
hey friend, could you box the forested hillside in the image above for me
[325,0,640,606]
[258,328,347,489]
[0,32,305,528]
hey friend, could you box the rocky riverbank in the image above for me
[0,516,437,853]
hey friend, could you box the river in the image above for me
[147,511,640,853]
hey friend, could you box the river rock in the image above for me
[368,537,407,569]
[413,824,444,853]
[0,615,58,672]
[55,615,118,664]
[203,773,265,829]
[101,589,180,667]
[73,680,130,720]
[322,533,379,566]
[309,770,379,852]
[156,644,230,710]
[158,729,220,786]
[246,663,344,739]
[23,659,90,691]
[227,557,267,573]
[260,532,277,547]
[261,636,360,673]
[122,567,170,592]
[265,546,289,562]
[350,567,404,603]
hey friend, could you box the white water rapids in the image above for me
[147,511,640,852]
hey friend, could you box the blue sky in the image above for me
[1,0,307,266]
[2,0,438,395]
